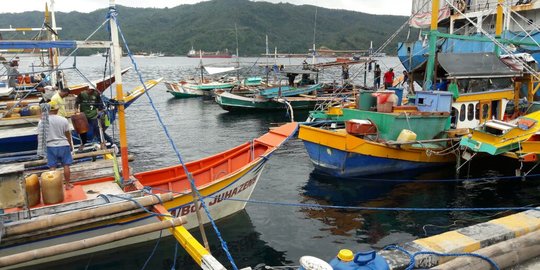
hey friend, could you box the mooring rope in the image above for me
[384,245,500,270]
[109,8,239,270]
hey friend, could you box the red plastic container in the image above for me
[345,120,377,135]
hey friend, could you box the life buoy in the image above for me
[455,0,467,13]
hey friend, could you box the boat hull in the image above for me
[299,125,453,177]
[215,91,318,111]
[1,122,298,268]
[1,162,265,268]
[302,141,449,177]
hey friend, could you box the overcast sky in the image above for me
[2,0,413,16]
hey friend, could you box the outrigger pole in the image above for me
[109,0,130,181]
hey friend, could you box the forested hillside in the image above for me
[0,0,411,56]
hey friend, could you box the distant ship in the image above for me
[187,47,233,58]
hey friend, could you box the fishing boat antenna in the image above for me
[312,7,318,65]
[235,23,240,81]
[109,0,130,180]
[199,50,204,83]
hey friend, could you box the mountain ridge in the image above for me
[0,0,411,56]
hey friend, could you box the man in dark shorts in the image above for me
[76,87,104,152]
[38,103,74,189]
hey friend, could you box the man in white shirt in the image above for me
[37,103,74,190]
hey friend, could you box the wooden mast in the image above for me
[109,0,130,181]
[495,0,504,56]
[424,0,440,90]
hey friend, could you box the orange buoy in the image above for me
[71,112,89,134]
[24,75,31,84]
[41,171,64,204]
[25,174,41,207]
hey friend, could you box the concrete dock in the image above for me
[378,208,540,269]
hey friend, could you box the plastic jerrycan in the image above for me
[329,249,390,270]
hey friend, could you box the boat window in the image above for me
[467,104,474,121]
[475,103,480,120]
[482,104,489,119]
[460,104,466,122]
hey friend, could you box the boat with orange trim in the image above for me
[1,121,297,268]
[0,1,298,268]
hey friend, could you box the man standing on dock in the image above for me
[38,103,74,190]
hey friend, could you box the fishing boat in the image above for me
[0,1,298,269]
[164,79,236,98]
[164,60,239,98]
[215,84,323,111]
[0,78,162,155]
[400,0,540,77]
[215,67,324,112]
[186,46,233,58]
[459,109,540,174]
[299,0,535,177]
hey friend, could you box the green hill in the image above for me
[0,0,410,56]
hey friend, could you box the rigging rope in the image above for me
[109,9,239,270]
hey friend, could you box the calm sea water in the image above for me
[20,56,540,270]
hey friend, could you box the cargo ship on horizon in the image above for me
[186,46,233,58]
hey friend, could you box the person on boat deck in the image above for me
[7,61,20,88]
[37,103,74,190]
[383,68,394,89]
[342,65,350,81]
[302,60,309,70]
[374,64,381,89]
[75,87,104,152]
[50,88,70,118]
[40,85,58,102]
[401,70,410,97]
[287,73,297,86]
[56,71,65,89]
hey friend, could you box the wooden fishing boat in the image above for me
[299,109,455,177]
[0,122,297,268]
[459,110,540,172]
[0,78,163,155]
[298,0,540,178]
[164,80,235,98]
[215,84,323,111]
[0,2,299,268]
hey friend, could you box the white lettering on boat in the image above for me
[170,177,257,217]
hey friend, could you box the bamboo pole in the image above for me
[0,217,186,268]
[434,230,540,270]
[3,193,173,237]
[23,149,114,168]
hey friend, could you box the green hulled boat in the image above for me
[215,84,323,111]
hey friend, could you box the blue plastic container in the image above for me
[414,91,453,113]
[329,251,390,270]
[20,107,31,117]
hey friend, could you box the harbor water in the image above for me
[18,56,540,270]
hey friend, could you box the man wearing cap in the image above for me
[75,87,104,151]
[37,103,74,190]
[50,88,70,117]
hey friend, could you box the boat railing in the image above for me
[457,0,535,14]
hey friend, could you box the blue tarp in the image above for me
[0,40,77,49]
